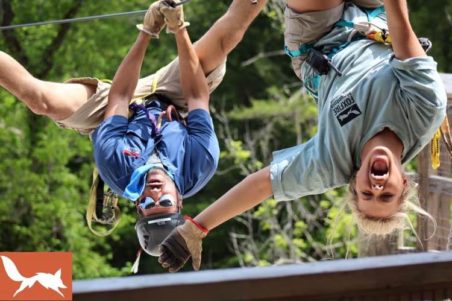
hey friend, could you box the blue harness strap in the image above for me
[366,6,385,20]
[284,6,386,99]
[284,44,313,58]
[284,6,385,59]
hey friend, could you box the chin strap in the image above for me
[131,248,142,274]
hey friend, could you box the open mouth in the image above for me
[370,157,389,179]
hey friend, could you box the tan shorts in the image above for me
[284,0,383,79]
[56,58,226,134]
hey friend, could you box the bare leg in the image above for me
[0,51,95,121]
[193,0,267,75]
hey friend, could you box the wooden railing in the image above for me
[73,251,452,301]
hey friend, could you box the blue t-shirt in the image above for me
[92,103,220,199]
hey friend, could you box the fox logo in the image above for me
[0,255,68,298]
[331,93,362,126]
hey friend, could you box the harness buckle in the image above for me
[305,48,343,76]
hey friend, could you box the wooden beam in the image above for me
[428,175,452,195]
[73,252,452,301]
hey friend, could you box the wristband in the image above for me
[184,215,209,234]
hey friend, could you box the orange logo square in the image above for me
[0,252,72,300]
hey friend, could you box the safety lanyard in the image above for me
[129,103,161,136]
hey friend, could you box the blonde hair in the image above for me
[347,173,436,236]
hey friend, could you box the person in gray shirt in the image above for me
[157,0,447,272]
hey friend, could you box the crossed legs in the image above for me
[0,1,266,123]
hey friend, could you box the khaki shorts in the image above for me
[56,58,226,134]
[284,0,383,79]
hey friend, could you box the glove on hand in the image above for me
[137,1,165,38]
[160,0,190,34]
[158,216,208,272]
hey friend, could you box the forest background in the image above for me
[0,0,451,279]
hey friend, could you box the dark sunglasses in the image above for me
[138,194,176,210]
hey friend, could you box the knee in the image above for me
[18,81,52,117]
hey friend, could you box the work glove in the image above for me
[136,1,165,38]
[158,216,208,272]
[160,0,190,34]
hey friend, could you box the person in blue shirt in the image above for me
[0,0,267,257]
[157,0,447,272]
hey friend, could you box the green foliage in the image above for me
[0,0,450,278]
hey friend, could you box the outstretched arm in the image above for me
[159,166,273,272]
[384,0,425,60]
[104,2,164,119]
[195,166,273,230]
[175,28,210,112]
[104,33,152,119]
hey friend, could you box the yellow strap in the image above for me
[440,115,452,158]
[431,128,441,170]
[130,74,160,104]
[86,168,121,237]
[100,79,113,84]
[151,75,158,94]
[367,31,392,44]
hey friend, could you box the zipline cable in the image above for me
[0,0,192,31]
[0,10,148,31]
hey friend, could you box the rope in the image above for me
[0,0,193,31]
[0,10,147,31]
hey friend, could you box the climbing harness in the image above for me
[284,6,432,99]
[86,98,183,237]
[284,6,387,98]
[306,48,343,76]
[86,65,184,236]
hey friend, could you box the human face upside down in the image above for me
[136,168,181,217]
[354,130,407,219]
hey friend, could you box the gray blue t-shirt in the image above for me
[271,4,447,201]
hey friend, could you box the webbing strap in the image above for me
[86,168,121,237]
[366,6,385,20]
[284,6,385,59]
[284,44,313,58]
[336,19,354,28]
[336,6,385,29]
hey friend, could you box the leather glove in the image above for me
[158,216,208,272]
[160,0,190,34]
[136,1,165,38]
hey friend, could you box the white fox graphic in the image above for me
[1,255,67,297]
[338,109,360,121]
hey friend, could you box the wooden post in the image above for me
[416,73,452,251]
[416,146,431,250]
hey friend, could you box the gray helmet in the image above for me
[135,213,185,256]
